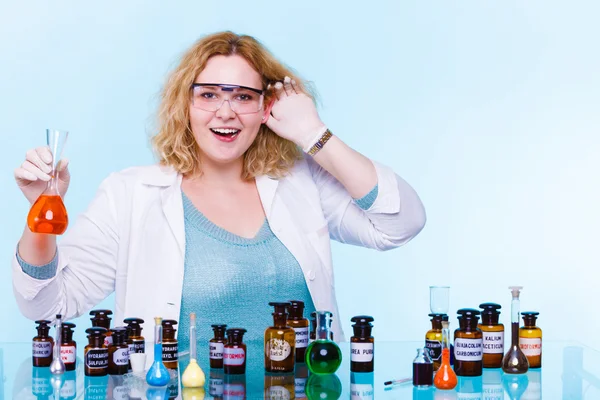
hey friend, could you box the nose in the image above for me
[215,99,236,120]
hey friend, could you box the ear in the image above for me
[262,99,275,123]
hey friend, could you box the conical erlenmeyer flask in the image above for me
[27,129,69,235]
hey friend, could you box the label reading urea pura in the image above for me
[210,342,224,359]
[132,340,145,353]
[32,341,52,358]
[294,327,309,348]
[267,338,292,361]
[519,338,542,356]
[425,339,442,361]
[351,343,374,362]
[113,348,129,366]
[482,331,504,354]
[60,346,76,363]
[454,338,483,361]
[223,347,245,366]
[86,349,109,369]
[162,343,178,362]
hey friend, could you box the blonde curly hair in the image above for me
[152,31,313,179]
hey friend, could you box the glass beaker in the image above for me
[429,286,450,314]
[27,129,69,235]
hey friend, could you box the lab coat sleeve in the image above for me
[12,175,120,321]
[307,157,426,250]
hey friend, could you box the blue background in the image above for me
[1,0,599,350]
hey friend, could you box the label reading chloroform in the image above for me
[61,346,76,363]
[294,327,309,348]
[351,343,374,362]
[32,342,52,358]
[162,343,178,362]
[483,331,504,354]
[86,349,109,369]
[425,340,442,361]
[454,338,483,361]
[224,347,245,366]
[267,338,292,361]
[210,342,224,359]
[113,348,129,366]
[519,338,542,356]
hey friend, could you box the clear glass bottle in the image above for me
[33,320,54,367]
[478,303,504,369]
[454,308,483,377]
[350,315,374,372]
[502,287,529,374]
[412,348,433,387]
[210,324,227,369]
[60,322,77,372]
[520,311,542,368]
[305,311,342,375]
[425,313,445,371]
[287,300,310,363]
[264,302,295,373]
[433,320,457,390]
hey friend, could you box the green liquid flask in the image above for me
[305,311,342,375]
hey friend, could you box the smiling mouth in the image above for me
[210,128,241,139]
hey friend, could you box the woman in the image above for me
[12,31,426,353]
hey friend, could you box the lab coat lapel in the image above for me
[160,176,185,259]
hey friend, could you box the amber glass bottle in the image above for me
[90,310,113,346]
[350,315,374,372]
[224,328,247,374]
[210,324,228,369]
[84,327,108,377]
[287,300,310,363]
[425,313,445,371]
[60,322,77,371]
[265,302,295,372]
[107,328,129,375]
[123,318,145,354]
[479,303,504,369]
[520,312,542,368]
[32,320,54,367]
[454,309,483,377]
[162,319,178,369]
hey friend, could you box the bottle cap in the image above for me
[351,315,374,326]
[90,310,113,329]
[287,301,305,318]
[269,302,290,317]
[226,328,247,343]
[123,318,144,336]
[34,320,52,337]
[508,286,523,298]
[61,322,76,342]
[85,327,107,345]
[162,320,178,335]
[522,311,539,326]
[110,327,128,345]
[457,308,481,322]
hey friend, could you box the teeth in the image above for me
[211,128,239,134]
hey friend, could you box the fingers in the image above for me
[20,160,51,181]
[26,147,52,174]
[290,78,300,93]
[57,158,69,172]
[14,166,37,182]
[283,76,297,95]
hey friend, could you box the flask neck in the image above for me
[315,313,333,340]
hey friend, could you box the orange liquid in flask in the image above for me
[27,194,68,235]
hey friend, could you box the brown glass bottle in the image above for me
[265,302,296,372]
[287,300,310,363]
[107,328,129,375]
[162,319,178,369]
[84,327,109,376]
[425,313,445,371]
[124,317,145,354]
[32,320,54,367]
[210,324,227,368]
[350,315,374,372]
[520,311,542,368]
[60,322,77,371]
[224,328,247,374]
[479,303,504,369]
[90,309,113,346]
[454,308,483,377]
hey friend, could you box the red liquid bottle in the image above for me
[434,320,458,390]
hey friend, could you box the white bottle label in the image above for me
[267,338,292,361]
[60,380,76,398]
[60,346,76,363]
[351,343,374,362]
[32,341,52,358]
[209,377,224,396]
[112,385,129,400]
[295,378,307,398]
[210,342,224,359]
[128,343,135,355]
[519,338,542,356]
[224,347,245,366]
[266,386,292,400]
[113,348,129,366]
[483,384,503,400]
[454,338,483,361]
[482,331,504,354]
[351,383,374,400]
[294,327,309,349]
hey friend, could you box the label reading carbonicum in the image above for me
[294,327,309,349]
[454,338,483,361]
[482,331,504,354]
[61,346,76,363]
[162,343,178,362]
[113,348,129,366]
[267,338,292,361]
[425,339,442,361]
[86,349,109,369]
[351,343,374,362]
[519,338,542,356]
[210,342,224,359]
[32,341,52,358]
[223,347,245,366]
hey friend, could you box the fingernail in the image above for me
[275,82,283,89]
[284,76,291,83]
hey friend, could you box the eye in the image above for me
[235,93,254,102]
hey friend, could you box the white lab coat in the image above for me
[12,156,425,361]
